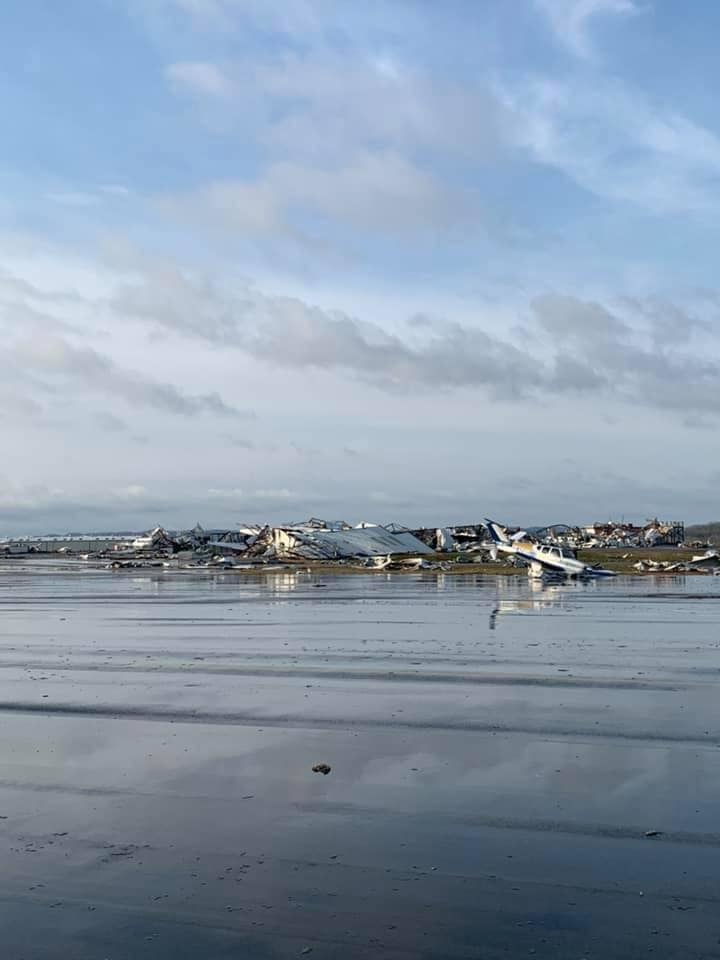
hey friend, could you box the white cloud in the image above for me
[99,184,132,197]
[110,259,541,396]
[207,486,296,500]
[536,0,643,57]
[113,484,148,499]
[109,256,720,418]
[160,151,477,243]
[0,387,44,421]
[163,45,506,164]
[94,411,128,433]
[159,0,334,33]
[8,237,720,429]
[165,61,230,96]
[170,0,224,19]
[47,187,133,207]
[9,333,247,419]
[8,1,720,533]
[503,76,720,214]
[160,38,506,251]
[0,255,252,424]
[0,478,344,534]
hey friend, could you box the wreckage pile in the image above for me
[210,519,436,564]
[582,519,685,547]
[27,520,444,570]
[529,519,685,549]
[4,515,712,574]
[632,550,720,574]
[111,519,514,570]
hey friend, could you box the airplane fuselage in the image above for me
[485,520,615,579]
[497,540,587,576]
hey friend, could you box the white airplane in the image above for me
[484,519,615,579]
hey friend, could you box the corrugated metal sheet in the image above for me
[272,524,432,560]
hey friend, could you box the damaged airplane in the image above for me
[485,519,616,579]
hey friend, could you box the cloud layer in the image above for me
[108,260,720,416]
[4,0,720,532]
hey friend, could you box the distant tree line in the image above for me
[685,523,720,545]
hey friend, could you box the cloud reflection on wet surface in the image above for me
[1,570,719,958]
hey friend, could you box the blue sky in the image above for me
[3,0,720,533]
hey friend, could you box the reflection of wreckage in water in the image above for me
[485,519,615,580]
[489,579,573,629]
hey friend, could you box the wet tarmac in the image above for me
[1,569,719,958]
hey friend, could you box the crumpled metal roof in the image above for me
[274,524,433,560]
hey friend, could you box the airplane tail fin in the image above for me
[484,519,510,546]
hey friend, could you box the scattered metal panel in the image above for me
[131,527,175,552]
[266,521,433,561]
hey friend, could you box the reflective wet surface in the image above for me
[1,570,719,958]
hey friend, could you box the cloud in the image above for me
[161,37,507,180]
[0,481,178,534]
[0,387,44,421]
[207,486,297,500]
[621,296,711,347]
[160,31,506,249]
[94,411,128,432]
[112,260,720,418]
[534,293,629,343]
[46,187,132,207]
[111,263,541,396]
[536,0,643,57]
[10,0,720,534]
[159,150,478,242]
[0,260,249,424]
[153,1,714,234]
[9,243,717,421]
[502,76,720,214]
[249,303,542,397]
[255,52,505,163]
[112,262,246,344]
[165,61,230,96]
[113,484,148,499]
[219,433,256,449]
[534,293,720,413]
[10,334,247,418]
[0,478,345,535]
[164,0,226,23]
[0,269,87,323]
[99,184,132,197]
[157,0,335,33]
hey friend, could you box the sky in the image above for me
[3,0,720,533]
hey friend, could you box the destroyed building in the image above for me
[243,520,433,562]
[582,519,684,547]
[131,527,176,552]
[1,513,690,567]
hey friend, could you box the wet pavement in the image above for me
[1,569,719,958]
